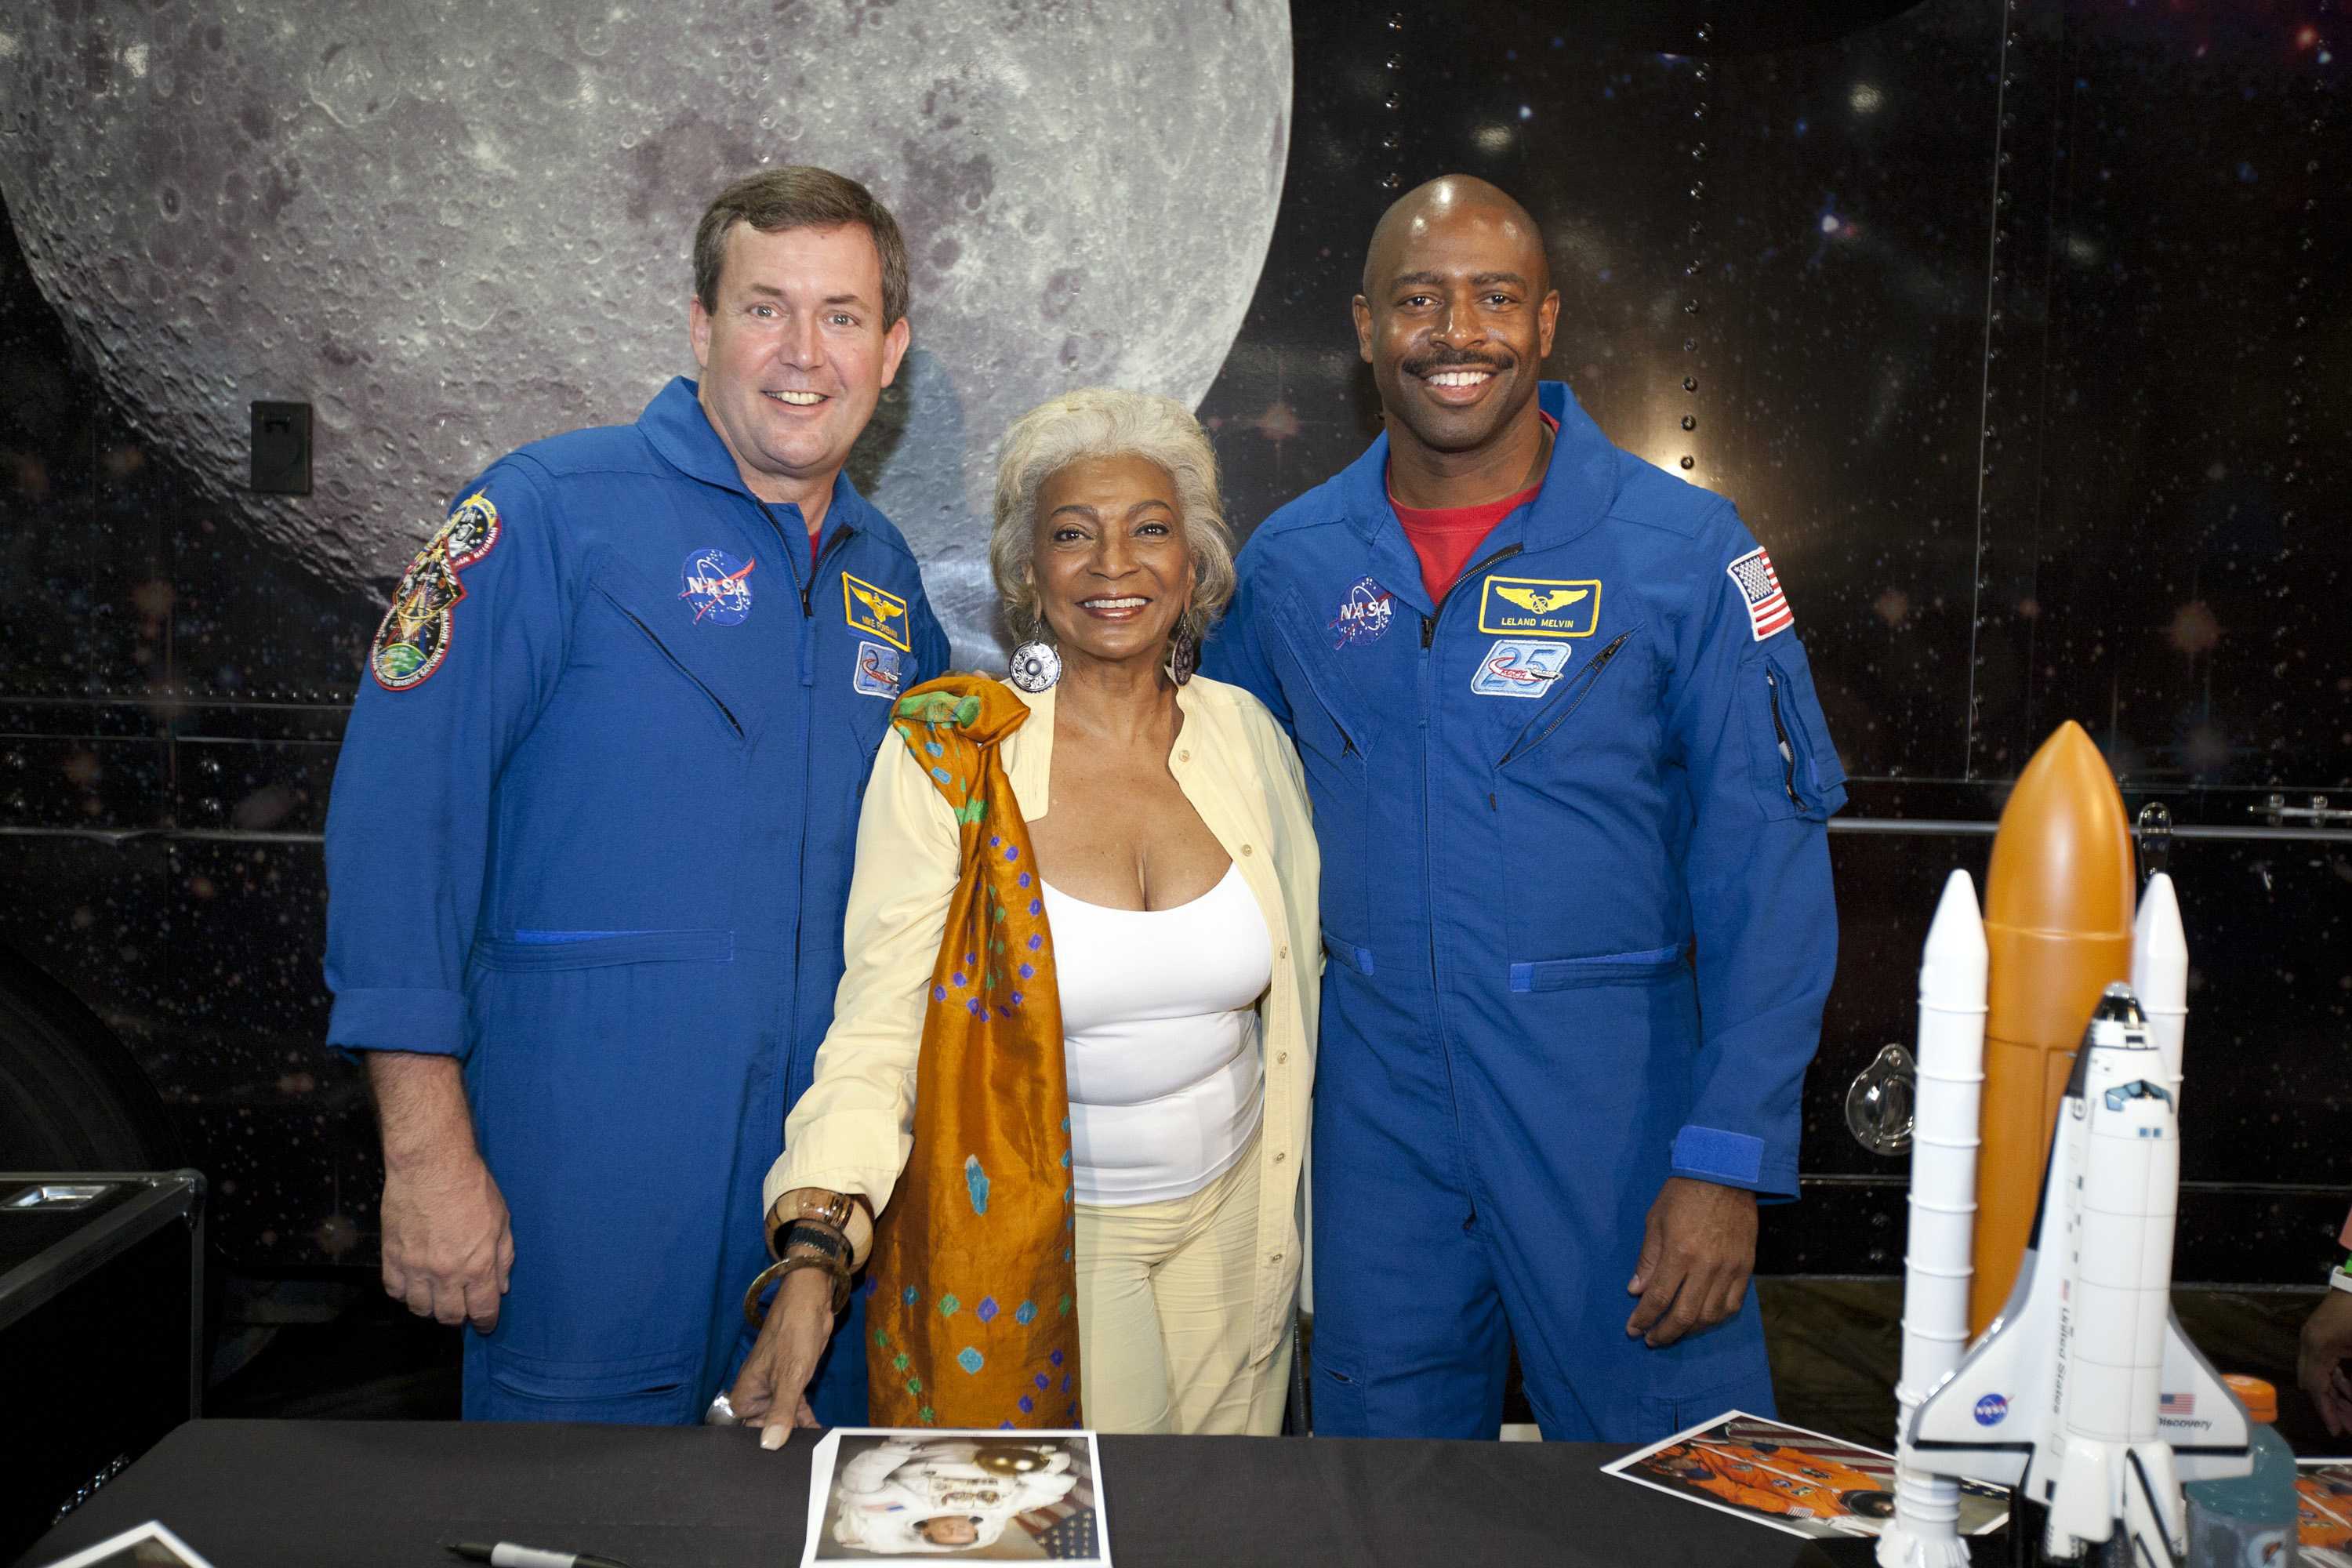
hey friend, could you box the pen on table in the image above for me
[446,1541,633,1568]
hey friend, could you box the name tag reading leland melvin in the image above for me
[1476,575,1601,639]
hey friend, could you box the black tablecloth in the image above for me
[17,1421,2008,1567]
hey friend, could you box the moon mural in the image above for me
[0,0,1291,661]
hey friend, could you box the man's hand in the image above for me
[1625,1176,1758,1347]
[367,1050,513,1331]
[728,1266,836,1448]
[381,1144,513,1330]
[2300,1288,2352,1436]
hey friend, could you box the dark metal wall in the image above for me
[0,0,2343,1279]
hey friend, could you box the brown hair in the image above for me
[692,166,910,327]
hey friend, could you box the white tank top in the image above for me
[1043,862,1272,1206]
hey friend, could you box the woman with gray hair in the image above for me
[728,386,1319,1437]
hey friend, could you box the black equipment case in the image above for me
[0,1171,205,1562]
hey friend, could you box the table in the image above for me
[16,1421,2009,1567]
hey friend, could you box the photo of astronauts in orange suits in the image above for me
[2301,1461,2352,1568]
[1605,1413,2009,1542]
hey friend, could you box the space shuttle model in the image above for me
[1876,724,2251,1568]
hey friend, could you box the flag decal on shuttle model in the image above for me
[2159,1392,2195,1417]
[1726,547,1794,641]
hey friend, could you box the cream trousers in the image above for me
[1073,1131,1291,1435]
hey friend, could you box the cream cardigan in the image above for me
[766,673,1321,1363]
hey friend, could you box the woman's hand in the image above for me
[728,1265,839,1447]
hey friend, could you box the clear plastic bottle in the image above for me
[2183,1374,2297,1568]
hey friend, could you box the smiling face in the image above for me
[1030,453,1192,674]
[915,1517,981,1547]
[688,220,910,506]
[1353,179,1559,462]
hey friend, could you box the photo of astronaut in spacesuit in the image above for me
[813,1433,1102,1561]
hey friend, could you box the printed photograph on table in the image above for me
[2300,1460,2352,1567]
[802,1429,1109,1564]
[34,1522,216,1568]
[1602,1411,2009,1542]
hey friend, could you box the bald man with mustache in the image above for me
[1207,176,1847,1442]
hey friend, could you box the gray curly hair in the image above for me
[989,387,1236,647]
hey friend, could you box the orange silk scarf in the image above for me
[864,677,1081,1428]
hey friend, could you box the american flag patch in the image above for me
[2160,1392,2195,1417]
[1726,546,1794,641]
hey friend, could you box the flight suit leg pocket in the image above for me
[1507,946,1685,993]
[1310,1356,1370,1436]
[1633,1365,1777,1440]
[480,1343,702,1425]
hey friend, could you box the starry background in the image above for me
[0,0,2343,1308]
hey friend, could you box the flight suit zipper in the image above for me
[1764,666,1802,808]
[783,510,862,1110]
[1415,539,1523,1233]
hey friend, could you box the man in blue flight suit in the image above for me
[322,167,950,1424]
[1206,176,1846,1442]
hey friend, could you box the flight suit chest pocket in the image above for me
[1269,585,1380,770]
[1490,625,1643,771]
[1269,583,1380,948]
[589,572,753,749]
[1740,644,1846,822]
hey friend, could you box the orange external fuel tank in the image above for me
[1970,720,2137,1334]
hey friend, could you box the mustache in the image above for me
[1402,347,1512,377]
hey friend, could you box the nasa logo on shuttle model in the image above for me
[1973,1393,2009,1426]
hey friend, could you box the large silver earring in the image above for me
[1008,640,1062,692]
[1167,625,1200,687]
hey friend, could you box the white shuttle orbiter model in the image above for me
[1904,982,2250,1565]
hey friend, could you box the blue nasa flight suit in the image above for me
[324,377,949,1424]
[1205,381,1846,1443]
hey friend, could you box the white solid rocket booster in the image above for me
[1877,870,1989,1568]
[2130,871,2188,1096]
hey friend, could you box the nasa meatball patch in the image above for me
[1329,575,1395,650]
[1726,547,1794,641]
[680,547,755,626]
[370,492,501,691]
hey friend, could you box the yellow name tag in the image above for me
[1476,575,1601,638]
[842,572,911,652]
